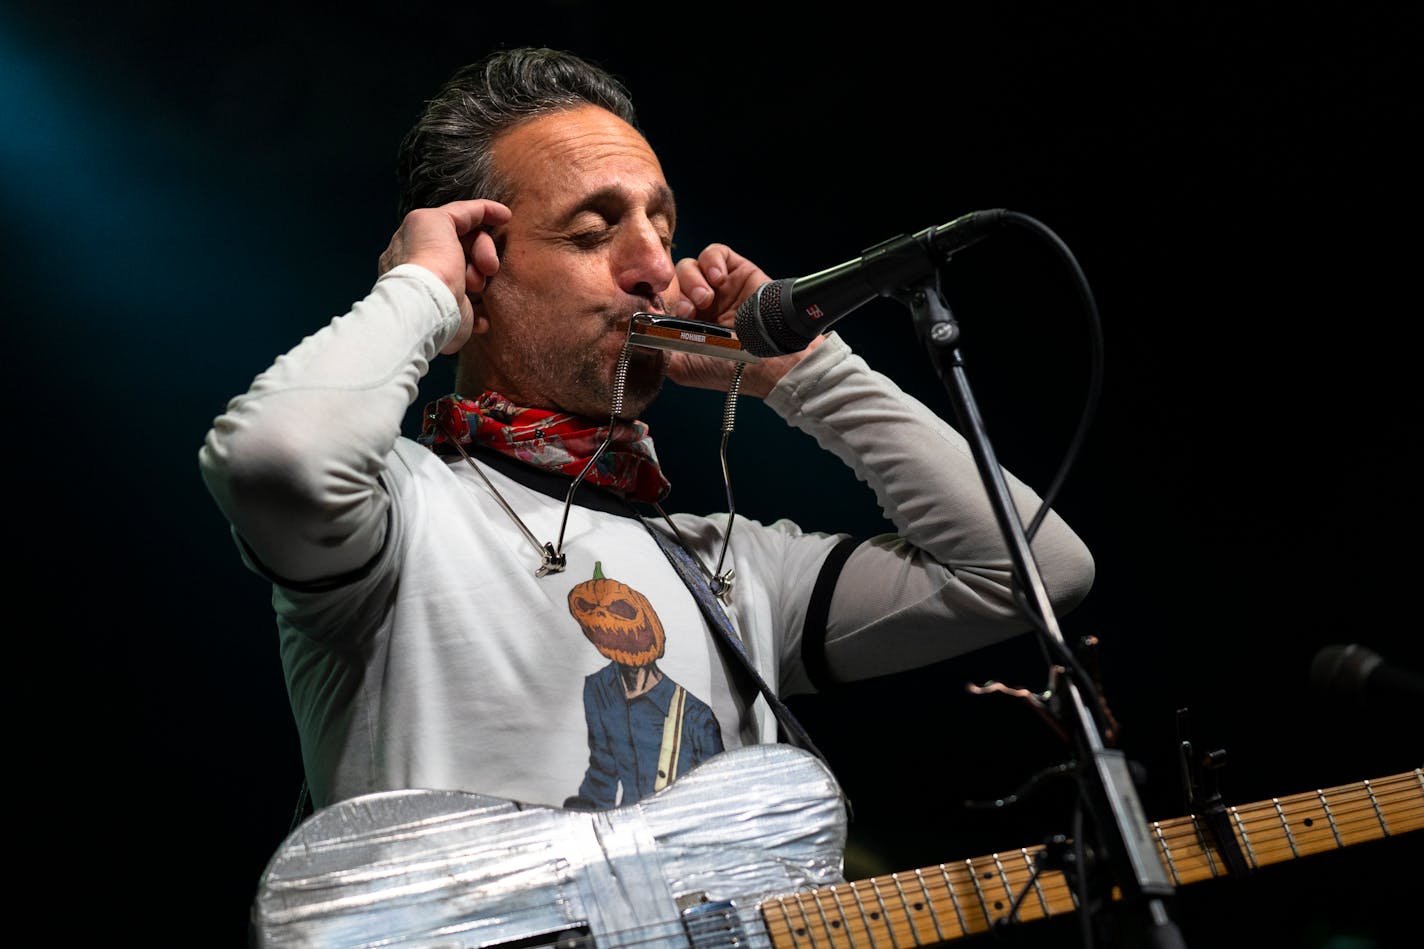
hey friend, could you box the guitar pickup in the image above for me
[680,898,747,949]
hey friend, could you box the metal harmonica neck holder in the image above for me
[629,312,752,600]
[438,313,753,593]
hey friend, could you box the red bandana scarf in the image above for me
[419,392,671,504]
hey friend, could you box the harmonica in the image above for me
[628,312,761,363]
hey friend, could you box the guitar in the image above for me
[252,744,1423,948]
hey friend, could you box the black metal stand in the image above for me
[899,273,1187,948]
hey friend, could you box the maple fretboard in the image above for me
[759,768,1424,947]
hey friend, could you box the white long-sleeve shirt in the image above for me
[199,264,1094,810]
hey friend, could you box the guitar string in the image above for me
[776,780,1424,940]
[526,789,1424,949]
[1157,781,1424,850]
[874,788,1424,927]
[825,786,1424,934]
[1152,801,1420,859]
[782,854,1081,938]
[798,785,1424,936]
[902,784,1424,915]
[1140,784,1424,877]
[1158,774,1422,839]
[765,781,1424,937]
[330,782,1423,949]
[446,857,1078,949]
[919,801,1424,931]
[837,772,1424,933]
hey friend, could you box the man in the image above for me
[198,47,1095,816]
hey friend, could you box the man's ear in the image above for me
[469,293,491,335]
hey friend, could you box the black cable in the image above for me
[998,210,1104,544]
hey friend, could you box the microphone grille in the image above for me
[735,279,800,357]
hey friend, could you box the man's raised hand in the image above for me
[378,199,512,354]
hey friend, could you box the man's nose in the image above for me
[614,218,675,299]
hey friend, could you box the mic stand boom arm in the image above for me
[897,275,1186,949]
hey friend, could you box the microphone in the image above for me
[1309,642,1424,713]
[734,209,1008,357]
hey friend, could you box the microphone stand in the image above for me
[896,275,1186,949]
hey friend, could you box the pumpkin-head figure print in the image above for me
[568,562,665,666]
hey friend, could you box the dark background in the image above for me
[7,2,1421,946]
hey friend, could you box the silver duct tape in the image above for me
[254,744,848,948]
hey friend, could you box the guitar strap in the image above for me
[654,684,688,792]
[644,522,836,775]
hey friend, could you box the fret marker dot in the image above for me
[1303,817,1314,827]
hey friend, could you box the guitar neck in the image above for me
[759,768,1424,947]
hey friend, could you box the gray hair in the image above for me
[396,47,640,220]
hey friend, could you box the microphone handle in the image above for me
[780,233,932,341]
[737,209,1010,356]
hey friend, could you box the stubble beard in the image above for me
[503,328,667,421]
[576,344,667,421]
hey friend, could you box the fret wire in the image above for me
[1363,779,1390,835]
[1020,847,1052,917]
[1271,797,1301,858]
[782,893,817,949]
[1158,816,1280,869]
[1314,789,1345,848]
[754,771,1424,949]
[768,889,803,940]
[866,874,904,949]
[1032,862,1078,908]
[1321,798,1393,832]
[933,863,971,936]
[760,898,793,949]
[1228,806,1260,869]
[805,886,843,949]
[964,856,994,930]
[786,771,1424,949]
[910,868,947,944]
[1235,778,1410,825]
[1190,815,1222,878]
[825,877,854,946]
[1155,817,1220,883]
[888,872,927,945]
[840,881,881,949]
[989,853,1017,923]
[1240,796,1391,829]
[854,872,899,946]
[983,853,1033,928]
[1148,773,1424,874]
[1153,821,1182,885]
[1162,774,1422,841]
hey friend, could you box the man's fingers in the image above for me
[442,198,512,236]
[469,229,501,277]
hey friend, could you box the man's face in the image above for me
[466,105,678,419]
